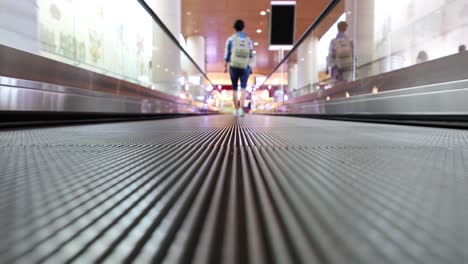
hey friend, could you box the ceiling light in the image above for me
[260,11,267,16]
[256,29,262,33]
[253,50,257,54]
[254,42,259,46]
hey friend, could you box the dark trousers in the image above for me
[230,67,250,91]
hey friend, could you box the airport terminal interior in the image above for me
[1,0,468,263]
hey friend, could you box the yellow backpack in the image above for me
[230,34,251,69]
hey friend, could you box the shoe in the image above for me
[238,108,245,117]
[233,109,238,116]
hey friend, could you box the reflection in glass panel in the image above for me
[0,0,208,102]
[353,0,468,79]
[263,0,468,103]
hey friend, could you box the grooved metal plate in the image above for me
[1,115,467,263]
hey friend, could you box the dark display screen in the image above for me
[270,4,295,45]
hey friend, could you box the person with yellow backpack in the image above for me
[224,19,253,116]
[326,21,354,85]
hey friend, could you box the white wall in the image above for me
[0,0,39,53]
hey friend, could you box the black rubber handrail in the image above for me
[137,0,215,88]
[261,0,342,86]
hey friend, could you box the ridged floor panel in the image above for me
[1,115,467,263]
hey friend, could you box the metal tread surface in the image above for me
[0,115,467,263]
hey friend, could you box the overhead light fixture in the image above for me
[256,29,262,33]
[252,50,257,54]
[260,11,267,15]
[254,42,259,46]
[268,45,293,51]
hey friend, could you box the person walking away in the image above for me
[458,45,466,53]
[224,19,253,116]
[416,50,428,63]
[326,21,353,85]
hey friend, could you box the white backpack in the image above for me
[333,36,353,58]
[230,34,251,69]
